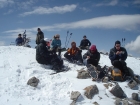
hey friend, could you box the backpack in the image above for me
[86,64,108,80]
[111,67,123,81]
[51,55,63,71]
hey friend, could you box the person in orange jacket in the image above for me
[64,41,83,64]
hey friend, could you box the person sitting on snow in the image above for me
[83,45,100,67]
[51,34,61,56]
[44,38,52,49]
[36,38,63,71]
[109,40,130,76]
[64,41,83,65]
[79,35,91,50]
[36,39,53,65]
[15,34,24,46]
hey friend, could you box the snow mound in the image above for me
[0,46,139,105]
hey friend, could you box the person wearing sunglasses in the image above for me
[109,40,130,76]
[83,45,100,67]
[51,34,61,56]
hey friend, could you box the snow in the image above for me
[0,46,139,105]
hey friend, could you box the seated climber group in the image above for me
[34,28,133,81]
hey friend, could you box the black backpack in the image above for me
[51,55,63,71]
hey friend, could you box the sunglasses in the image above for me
[116,45,120,47]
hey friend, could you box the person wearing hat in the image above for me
[64,41,83,64]
[36,39,54,65]
[44,38,52,49]
[79,35,91,50]
[109,40,129,76]
[36,28,44,45]
[83,45,100,67]
[51,34,61,56]
[15,34,24,46]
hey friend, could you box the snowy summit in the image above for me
[0,46,140,105]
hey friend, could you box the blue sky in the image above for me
[0,0,140,57]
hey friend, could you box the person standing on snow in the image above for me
[79,35,91,50]
[51,34,61,56]
[83,45,100,67]
[36,28,44,45]
[15,34,24,46]
[64,41,83,65]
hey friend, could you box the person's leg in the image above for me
[64,52,72,61]
[75,50,83,63]
[58,48,61,56]
[87,59,98,67]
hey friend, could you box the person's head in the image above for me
[55,34,60,40]
[83,35,87,40]
[90,45,97,53]
[115,40,121,50]
[37,28,41,32]
[44,38,50,46]
[71,41,76,48]
[18,34,21,37]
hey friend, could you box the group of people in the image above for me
[35,28,130,78]
[15,28,130,78]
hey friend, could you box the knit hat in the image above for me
[115,40,121,45]
[37,28,41,31]
[71,41,76,47]
[90,45,96,51]
[44,38,50,42]
[83,35,86,38]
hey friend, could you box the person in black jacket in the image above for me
[36,39,53,65]
[79,35,91,50]
[109,40,129,75]
[83,45,100,67]
[36,28,44,45]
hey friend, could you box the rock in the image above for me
[114,98,122,105]
[27,77,39,87]
[70,100,76,105]
[122,100,129,105]
[127,80,138,89]
[93,101,99,105]
[132,93,139,101]
[102,77,109,83]
[70,91,81,101]
[84,85,99,99]
[77,69,91,79]
[110,84,125,98]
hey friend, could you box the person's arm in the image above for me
[39,45,49,58]
[15,38,18,45]
[109,49,116,61]
[80,40,82,46]
[57,40,61,47]
[121,48,128,61]
[83,51,88,59]
[88,39,91,46]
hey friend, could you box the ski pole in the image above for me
[66,33,72,48]
[65,31,69,48]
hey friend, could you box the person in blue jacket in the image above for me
[15,34,23,46]
[109,40,129,75]
[51,34,61,56]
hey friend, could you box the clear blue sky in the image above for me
[0,0,140,57]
